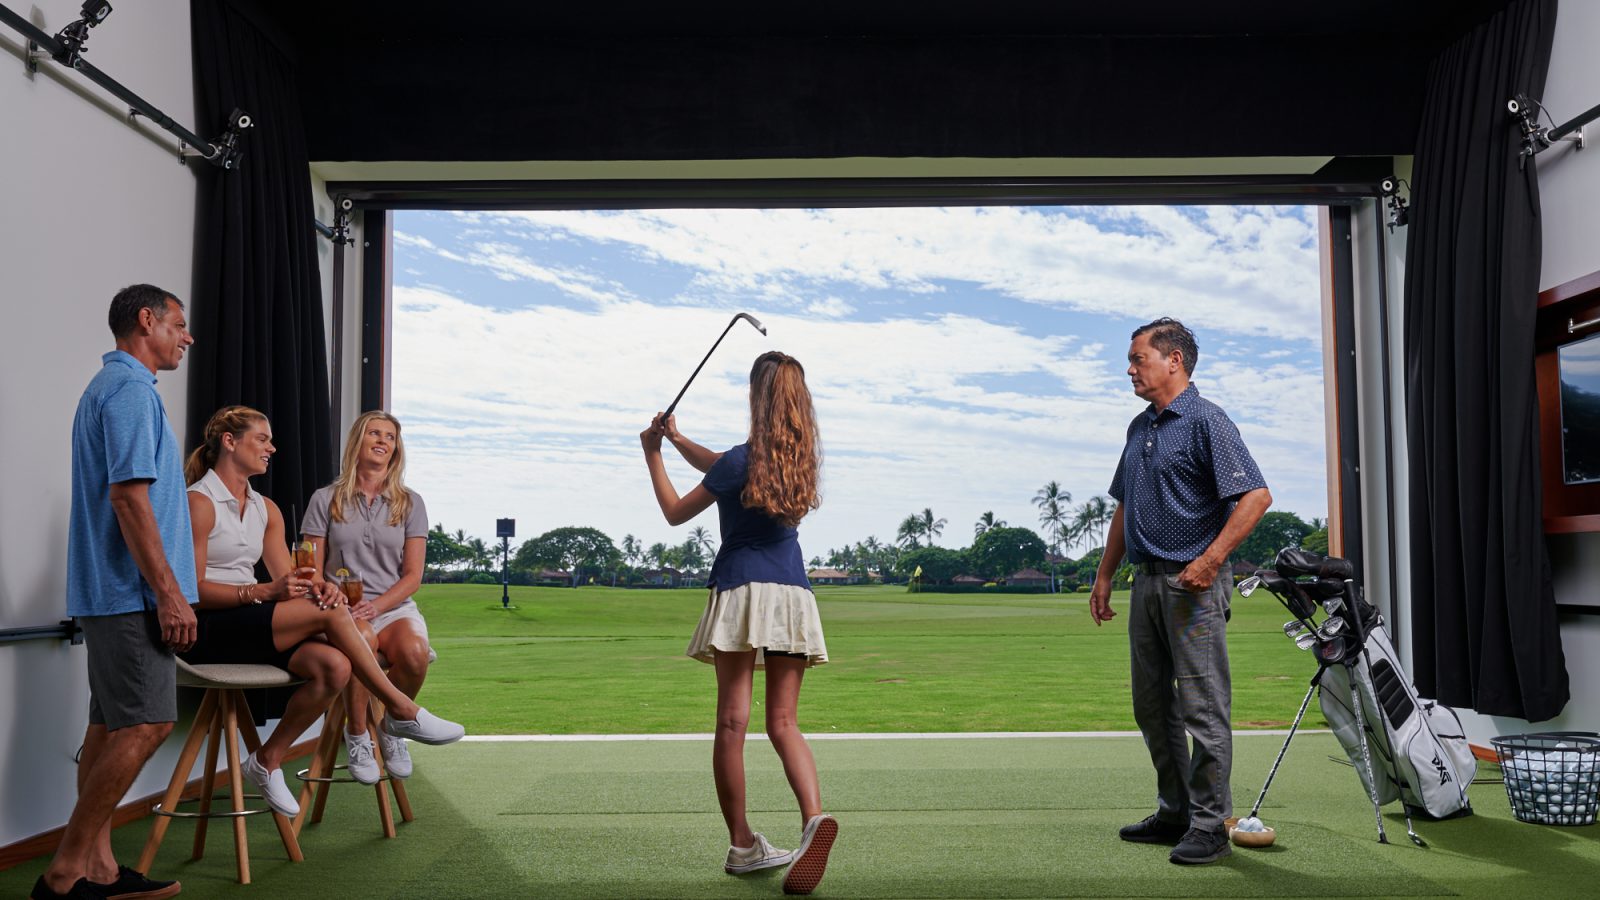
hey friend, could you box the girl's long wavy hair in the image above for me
[184,405,266,486]
[742,351,821,527]
[328,411,412,526]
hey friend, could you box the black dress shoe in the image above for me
[30,875,105,900]
[1118,813,1189,844]
[91,866,180,899]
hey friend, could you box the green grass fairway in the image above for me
[417,583,1330,733]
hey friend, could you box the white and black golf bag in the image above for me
[1317,619,1476,819]
[1240,548,1474,844]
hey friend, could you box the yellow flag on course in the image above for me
[913,565,923,578]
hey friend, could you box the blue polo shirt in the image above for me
[701,444,810,592]
[1108,383,1267,564]
[66,351,199,617]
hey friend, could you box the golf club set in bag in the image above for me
[1237,547,1475,847]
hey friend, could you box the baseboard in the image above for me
[0,736,319,872]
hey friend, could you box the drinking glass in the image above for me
[293,539,316,571]
[340,570,364,607]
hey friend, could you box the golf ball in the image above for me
[1236,817,1265,833]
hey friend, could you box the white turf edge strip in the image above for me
[460,729,1331,742]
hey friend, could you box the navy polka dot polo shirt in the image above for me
[1108,383,1267,564]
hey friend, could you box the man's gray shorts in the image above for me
[81,610,177,730]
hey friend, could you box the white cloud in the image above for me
[391,284,1328,553]
[450,206,1322,341]
[807,296,856,318]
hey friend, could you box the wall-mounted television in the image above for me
[1559,333,1600,485]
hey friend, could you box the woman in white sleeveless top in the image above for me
[182,406,464,817]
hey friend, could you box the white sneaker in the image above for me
[783,814,838,895]
[345,731,380,785]
[379,732,413,779]
[381,707,465,746]
[243,752,300,817]
[725,832,796,874]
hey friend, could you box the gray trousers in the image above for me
[1129,571,1233,831]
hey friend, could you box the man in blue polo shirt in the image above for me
[36,285,197,900]
[1090,318,1272,867]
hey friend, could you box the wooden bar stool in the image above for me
[137,660,305,884]
[293,690,414,838]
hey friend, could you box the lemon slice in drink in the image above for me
[296,539,314,553]
[334,567,351,578]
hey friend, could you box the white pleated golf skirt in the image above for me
[686,581,829,668]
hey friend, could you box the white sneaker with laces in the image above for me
[345,731,380,785]
[725,832,796,874]
[379,732,413,779]
[381,707,465,746]
[243,752,300,817]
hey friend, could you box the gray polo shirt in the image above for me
[301,485,429,601]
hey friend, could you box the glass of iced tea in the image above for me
[293,539,316,570]
[340,569,363,606]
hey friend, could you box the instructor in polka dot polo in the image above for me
[1090,317,1272,867]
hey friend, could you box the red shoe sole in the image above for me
[782,816,838,895]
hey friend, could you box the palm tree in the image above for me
[896,514,924,549]
[688,525,715,559]
[646,542,668,569]
[920,508,947,545]
[1034,482,1071,592]
[861,535,885,579]
[1082,495,1115,550]
[974,511,1006,536]
[622,534,641,566]
[466,537,492,572]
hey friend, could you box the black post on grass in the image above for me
[497,518,516,609]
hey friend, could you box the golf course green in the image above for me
[416,583,1328,734]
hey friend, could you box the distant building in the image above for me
[952,574,986,585]
[639,567,682,587]
[807,567,853,585]
[1008,568,1050,586]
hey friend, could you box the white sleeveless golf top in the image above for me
[188,468,268,586]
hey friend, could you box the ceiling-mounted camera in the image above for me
[1380,176,1410,233]
[52,0,114,67]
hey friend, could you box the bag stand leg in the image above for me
[1355,646,1428,848]
[1249,667,1325,818]
[1344,661,1390,844]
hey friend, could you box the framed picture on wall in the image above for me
[1536,269,1600,534]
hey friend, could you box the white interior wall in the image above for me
[309,172,367,435]
[0,1,202,846]
[1456,0,1600,741]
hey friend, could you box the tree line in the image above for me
[424,480,1329,591]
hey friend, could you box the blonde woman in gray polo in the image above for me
[303,411,437,783]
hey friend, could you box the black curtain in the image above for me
[1404,0,1568,721]
[188,0,334,525]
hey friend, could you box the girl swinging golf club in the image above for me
[641,350,837,896]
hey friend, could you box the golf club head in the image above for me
[1283,620,1316,650]
[734,312,768,335]
[1238,575,1263,597]
[1317,616,1346,638]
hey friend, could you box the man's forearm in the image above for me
[1095,506,1127,583]
[1200,488,1273,565]
[109,484,187,605]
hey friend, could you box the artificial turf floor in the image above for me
[4,733,1595,899]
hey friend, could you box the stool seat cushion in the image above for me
[177,659,299,688]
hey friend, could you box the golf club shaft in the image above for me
[1346,666,1390,843]
[663,314,762,419]
[1250,671,1323,817]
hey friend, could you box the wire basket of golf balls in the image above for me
[1491,732,1600,826]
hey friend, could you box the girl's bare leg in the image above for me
[712,649,757,847]
[764,656,822,823]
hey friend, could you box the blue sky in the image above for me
[388,206,1328,557]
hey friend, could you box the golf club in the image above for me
[662,312,767,419]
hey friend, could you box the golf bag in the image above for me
[1316,618,1476,819]
[1241,548,1474,841]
